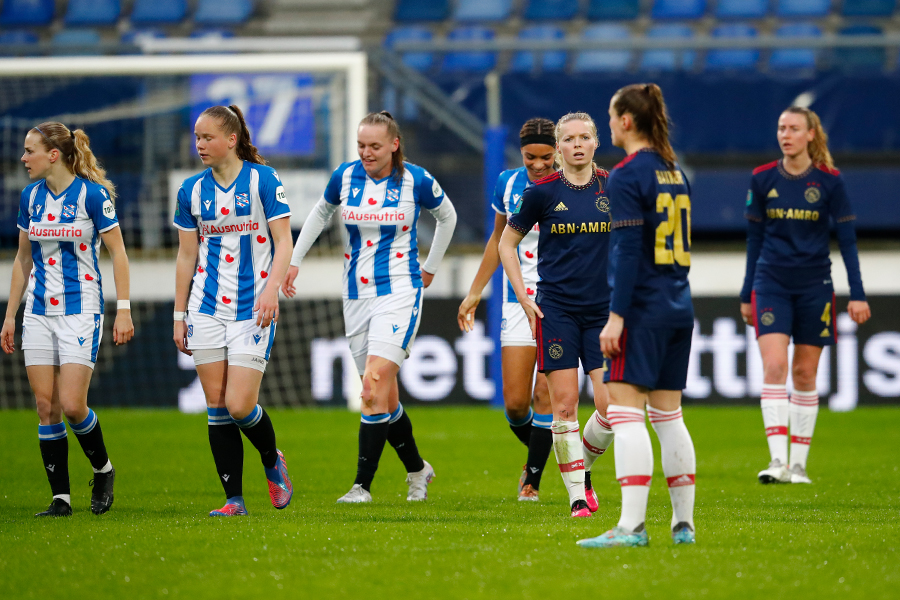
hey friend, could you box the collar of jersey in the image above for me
[208,161,249,193]
[365,167,398,185]
[776,159,814,181]
[43,176,81,201]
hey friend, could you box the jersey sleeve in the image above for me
[16,188,30,231]
[259,168,292,222]
[608,170,644,227]
[173,184,198,231]
[86,186,119,233]
[744,175,765,222]
[828,176,855,223]
[417,169,446,210]
[491,172,509,215]
[507,184,543,234]
[323,166,345,206]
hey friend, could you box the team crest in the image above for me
[549,343,564,360]
[62,204,76,219]
[596,196,610,213]
[235,193,250,209]
[804,188,821,204]
[386,188,400,203]
[500,318,507,331]
[761,312,775,326]
[187,325,194,337]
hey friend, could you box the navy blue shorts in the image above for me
[535,303,607,374]
[606,326,692,391]
[752,289,836,347]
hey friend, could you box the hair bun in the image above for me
[379,110,395,120]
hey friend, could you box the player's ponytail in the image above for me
[612,83,678,169]
[519,117,558,168]
[360,111,405,181]
[199,105,268,166]
[783,106,835,171]
[554,112,599,170]
[32,121,117,201]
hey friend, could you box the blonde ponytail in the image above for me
[32,122,116,201]
[783,106,835,171]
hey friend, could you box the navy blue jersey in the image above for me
[740,160,864,301]
[507,168,611,312]
[607,149,694,328]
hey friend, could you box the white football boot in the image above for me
[337,484,372,503]
[758,459,791,484]
[789,464,812,484]
[406,460,435,501]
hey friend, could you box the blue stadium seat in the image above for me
[705,24,759,70]
[385,27,435,71]
[572,24,632,72]
[586,0,641,20]
[395,0,450,22]
[523,0,580,20]
[0,0,54,25]
[651,0,706,19]
[65,0,120,26]
[775,0,831,18]
[0,30,39,55]
[510,25,567,73]
[442,26,496,72]
[834,25,886,71]
[194,0,254,25]
[454,0,512,22]
[51,29,102,56]
[715,0,768,19]
[131,0,187,24]
[640,24,696,71]
[769,23,820,70]
[841,0,896,16]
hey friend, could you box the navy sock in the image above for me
[38,423,70,497]
[69,409,109,471]
[233,405,278,469]
[523,414,553,490]
[355,414,390,491]
[387,404,425,473]
[507,408,533,447]
[208,408,244,499]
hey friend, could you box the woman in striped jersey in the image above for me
[283,111,457,503]
[173,105,294,517]
[2,122,133,517]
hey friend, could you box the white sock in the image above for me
[551,420,585,505]
[53,494,71,505]
[608,406,652,532]
[582,411,614,471]
[93,459,113,474]
[648,406,696,531]
[761,384,789,464]
[789,389,819,470]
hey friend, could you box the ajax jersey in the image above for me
[323,160,446,300]
[492,167,539,303]
[17,177,118,316]
[174,161,291,321]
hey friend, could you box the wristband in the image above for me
[173,311,186,321]
[117,300,131,310]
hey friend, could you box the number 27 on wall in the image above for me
[655,193,691,266]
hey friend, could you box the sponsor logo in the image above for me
[667,474,695,487]
[203,200,212,210]
[431,178,443,198]
[351,187,361,198]
[102,199,116,218]
[767,188,779,198]
[761,312,775,326]
[200,221,260,235]
[596,196,610,212]
[392,324,400,333]
[235,193,250,208]
[550,222,609,234]
[765,208,820,221]
[253,334,262,344]
[746,190,753,206]
[820,328,830,337]
[275,186,287,204]
[805,187,821,204]
[340,208,407,223]
[33,204,45,221]
[553,202,568,212]
[549,343,564,360]
[78,337,86,346]
[29,225,83,238]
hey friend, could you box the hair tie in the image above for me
[520,133,556,147]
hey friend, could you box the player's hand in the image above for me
[173,320,192,356]
[458,293,480,333]
[847,300,871,325]
[740,302,754,327]
[281,265,299,298]
[600,312,625,358]
[113,309,134,345]
[1,317,16,354]
[521,297,543,340]
[254,287,279,328]
[422,270,435,288]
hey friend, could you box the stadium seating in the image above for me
[509,25,567,73]
[385,26,435,71]
[572,24,632,72]
[640,23,696,71]
[51,29,102,55]
[453,0,513,22]
[586,0,641,20]
[65,0,120,26]
[194,0,254,25]
[0,0,54,25]
[715,0,769,19]
[841,0,897,16]
[705,24,760,70]
[834,25,886,71]
[0,30,39,55]
[131,0,188,25]
[523,0,580,21]
[395,0,450,22]
[441,26,496,72]
[769,23,821,70]
[651,0,707,19]
[775,0,832,18]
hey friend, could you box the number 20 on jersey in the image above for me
[655,193,691,267]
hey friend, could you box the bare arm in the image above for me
[498,225,543,338]
[1,231,33,354]
[255,217,293,327]
[173,229,200,355]
[458,211,506,332]
[100,226,134,345]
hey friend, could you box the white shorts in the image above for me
[343,288,423,375]
[22,313,103,368]
[186,311,275,372]
[501,302,536,347]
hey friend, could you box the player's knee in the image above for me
[34,397,58,423]
[763,359,788,383]
[791,363,817,389]
[502,383,531,415]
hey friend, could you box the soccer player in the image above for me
[2,122,134,517]
[740,107,870,485]
[579,84,697,548]
[173,105,294,517]
[457,118,556,502]
[498,112,614,518]
[282,111,457,503]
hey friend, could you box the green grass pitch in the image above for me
[0,406,897,600]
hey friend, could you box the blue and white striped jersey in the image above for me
[173,161,291,321]
[17,177,118,316]
[492,167,539,303]
[324,160,447,300]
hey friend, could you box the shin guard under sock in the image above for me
[523,413,553,489]
[69,409,110,472]
[648,406,696,530]
[208,408,244,498]
[608,406,653,532]
[356,414,390,491]
[387,404,425,473]
[233,405,278,469]
[39,423,70,498]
